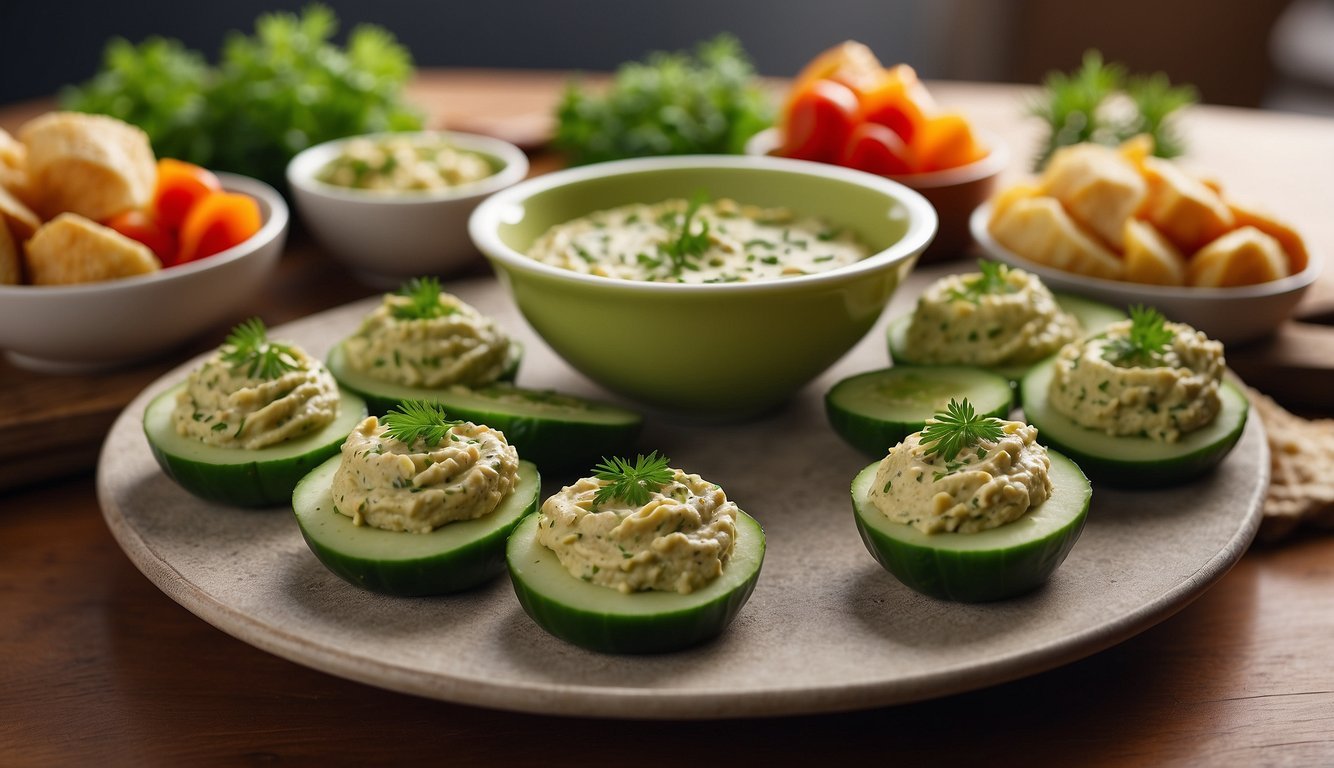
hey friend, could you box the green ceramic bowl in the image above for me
[468,155,937,417]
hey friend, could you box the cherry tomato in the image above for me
[177,192,262,264]
[840,123,915,176]
[102,210,179,266]
[780,79,860,163]
[153,158,222,231]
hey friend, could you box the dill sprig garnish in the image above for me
[592,452,675,509]
[220,318,300,380]
[380,399,461,447]
[919,398,1004,463]
[1102,305,1175,368]
[391,276,456,320]
[947,260,1015,303]
[658,193,712,275]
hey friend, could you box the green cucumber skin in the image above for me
[293,458,540,596]
[1020,360,1248,488]
[506,512,765,654]
[851,452,1090,602]
[824,367,1014,458]
[143,387,368,508]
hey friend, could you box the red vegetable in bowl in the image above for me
[178,192,262,263]
[153,158,222,230]
[780,79,860,163]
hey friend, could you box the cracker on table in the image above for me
[1248,387,1334,542]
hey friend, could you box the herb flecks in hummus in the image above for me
[343,277,511,388]
[332,401,519,533]
[318,134,495,192]
[904,262,1081,366]
[869,399,1054,534]
[528,197,868,283]
[1048,306,1224,442]
[172,319,339,450]
[538,453,738,594]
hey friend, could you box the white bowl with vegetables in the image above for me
[287,131,529,286]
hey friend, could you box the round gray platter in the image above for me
[97,268,1267,719]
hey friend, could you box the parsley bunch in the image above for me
[591,452,675,510]
[391,277,456,320]
[919,399,1004,462]
[381,400,460,448]
[1102,305,1175,368]
[947,260,1015,303]
[221,318,300,380]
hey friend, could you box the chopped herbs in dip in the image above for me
[319,134,495,192]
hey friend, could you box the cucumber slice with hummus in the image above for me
[327,342,642,470]
[887,292,1126,381]
[1019,357,1248,487]
[826,366,1014,457]
[851,449,1090,602]
[143,384,368,507]
[506,510,765,654]
[293,457,540,596]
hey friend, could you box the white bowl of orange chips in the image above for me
[974,137,1320,344]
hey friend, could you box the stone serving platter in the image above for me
[97,268,1267,719]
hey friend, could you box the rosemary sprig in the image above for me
[947,260,1014,303]
[1102,305,1174,367]
[658,193,712,275]
[381,399,460,447]
[591,452,675,509]
[391,276,456,320]
[919,398,1004,463]
[220,318,300,380]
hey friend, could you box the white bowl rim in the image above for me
[286,130,530,206]
[468,153,938,295]
[0,172,288,298]
[969,201,1324,300]
[744,126,1009,189]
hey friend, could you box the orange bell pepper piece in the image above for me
[914,113,987,172]
[177,192,262,264]
[153,158,222,231]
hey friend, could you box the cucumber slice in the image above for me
[292,457,540,595]
[143,384,368,507]
[825,366,1014,457]
[887,292,1126,381]
[851,449,1090,602]
[328,341,642,471]
[1019,357,1248,487]
[506,509,765,654]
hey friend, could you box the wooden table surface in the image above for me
[3,70,1333,766]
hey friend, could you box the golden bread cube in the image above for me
[0,182,40,240]
[989,183,1041,219]
[1123,218,1186,286]
[1040,142,1146,249]
[989,195,1124,280]
[19,112,156,221]
[0,218,19,285]
[1138,156,1234,253]
[0,127,29,201]
[1226,199,1309,274]
[24,213,160,285]
[1188,226,1289,287]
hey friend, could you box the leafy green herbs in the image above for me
[1028,50,1197,171]
[947,260,1014,303]
[554,35,773,166]
[62,5,421,187]
[1102,305,1174,367]
[659,194,712,275]
[920,399,1004,463]
[220,318,301,380]
[391,277,455,320]
[381,400,460,448]
[592,452,675,509]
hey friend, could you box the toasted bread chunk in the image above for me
[0,182,40,240]
[1226,199,1309,274]
[1188,226,1289,287]
[989,195,1123,280]
[0,127,28,201]
[1123,218,1186,286]
[1040,142,1146,249]
[1138,156,1234,253]
[20,112,156,221]
[0,218,19,284]
[24,213,160,285]
[989,182,1041,219]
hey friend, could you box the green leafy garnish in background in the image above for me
[381,400,460,448]
[1028,50,1197,171]
[62,4,422,187]
[1102,305,1175,368]
[592,452,675,510]
[947,260,1015,303]
[554,35,773,166]
[919,399,1004,463]
[391,277,456,320]
[221,318,300,380]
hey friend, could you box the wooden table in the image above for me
[3,71,1333,765]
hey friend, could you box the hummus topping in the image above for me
[318,134,495,192]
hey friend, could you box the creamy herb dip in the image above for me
[1048,319,1224,442]
[172,341,339,450]
[318,135,495,192]
[537,468,738,594]
[904,265,1081,366]
[332,416,519,533]
[868,419,1054,534]
[343,291,511,388]
[527,198,869,283]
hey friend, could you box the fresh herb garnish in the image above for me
[391,276,455,320]
[947,260,1014,303]
[919,398,1004,462]
[659,193,712,275]
[1102,305,1174,367]
[591,452,674,510]
[381,399,460,448]
[220,318,299,380]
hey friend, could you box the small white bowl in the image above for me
[287,131,528,287]
[970,202,1323,345]
[0,173,289,372]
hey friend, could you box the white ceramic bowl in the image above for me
[0,174,288,372]
[970,202,1323,345]
[287,131,528,287]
